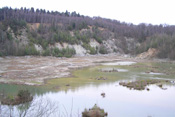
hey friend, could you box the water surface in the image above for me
[102,61,136,66]
[44,82,175,117]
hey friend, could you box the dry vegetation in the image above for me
[119,79,169,90]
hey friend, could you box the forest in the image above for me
[0,7,175,59]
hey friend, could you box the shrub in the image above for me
[82,104,107,117]
[42,48,51,56]
[0,51,2,56]
[17,90,31,100]
[24,44,39,55]
[43,47,76,57]
[62,47,76,58]
[95,37,102,44]
[82,43,97,55]
[7,32,13,40]
[90,47,97,55]
[99,46,107,54]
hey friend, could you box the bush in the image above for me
[82,43,97,55]
[82,104,107,117]
[64,47,76,57]
[7,32,13,40]
[0,51,2,56]
[41,40,49,50]
[42,48,51,56]
[42,47,76,58]
[90,47,97,55]
[17,90,31,100]
[95,37,102,44]
[24,45,39,55]
[99,46,107,54]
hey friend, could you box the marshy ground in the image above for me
[0,55,175,93]
[0,55,175,117]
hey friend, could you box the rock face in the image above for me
[72,45,87,56]
[52,42,87,56]
[137,48,158,59]
[90,39,100,48]
[34,44,43,53]
[103,39,119,53]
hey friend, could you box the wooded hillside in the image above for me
[0,7,175,59]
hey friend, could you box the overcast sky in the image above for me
[0,0,175,25]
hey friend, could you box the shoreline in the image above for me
[0,55,174,86]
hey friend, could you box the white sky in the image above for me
[0,0,175,25]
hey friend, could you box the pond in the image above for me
[0,61,175,117]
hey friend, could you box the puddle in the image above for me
[149,72,165,75]
[102,61,136,66]
[0,70,4,74]
[117,69,128,72]
[142,72,165,75]
[100,68,128,72]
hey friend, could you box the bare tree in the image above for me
[0,96,59,117]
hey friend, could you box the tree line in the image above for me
[1,7,175,59]
[1,7,175,42]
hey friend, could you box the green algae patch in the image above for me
[45,66,127,91]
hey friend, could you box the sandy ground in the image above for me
[0,55,131,85]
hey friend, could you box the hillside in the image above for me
[0,7,175,59]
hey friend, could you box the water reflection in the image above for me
[0,81,175,117]
[102,61,136,66]
[0,96,59,117]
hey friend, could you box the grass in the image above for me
[46,66,127,91]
